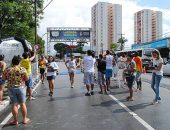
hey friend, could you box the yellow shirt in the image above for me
[20,58,32,75]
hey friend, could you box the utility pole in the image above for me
[34,0,37,45]
[118,33,125,50]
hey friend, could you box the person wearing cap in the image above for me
[2,56,30,125]
[0,54,6,105]
[123,53,136,101]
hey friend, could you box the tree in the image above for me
[36,35,45,55]
[0,0,44,43]
[117,37,128,50]
[54,43,68,58]
[111,42,118,52]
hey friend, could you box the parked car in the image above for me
[163,61,170,75]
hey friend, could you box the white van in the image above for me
[163,61,170,75]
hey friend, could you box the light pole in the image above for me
[34,0,37,45]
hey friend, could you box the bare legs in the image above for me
[69,72,75,88]
[48,79,55,95]
[11,103,30,125]
[0,86,4,104]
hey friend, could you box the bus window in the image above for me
[143,49,153,57]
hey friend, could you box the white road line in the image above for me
[0,80,41,129]
[109,94,155,130]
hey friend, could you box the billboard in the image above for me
[50,30,90,40]
[132,38,169,49]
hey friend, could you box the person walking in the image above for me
[151,49,163,104]
[96,54,107,94]
[133,52,143,90]
[20,52,36,100]
[2,56,30,125]
[105,50,114,92]
[65,55,77,88]
[46,56,59,97]
[123,53,136,101]
[39,55,47,84]
[0,55,6,105]
[83,50,95,96]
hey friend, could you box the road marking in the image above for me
[109,94,155,130]
[0,80,41,129]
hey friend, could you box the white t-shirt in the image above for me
[67,59,76,71]
[106,55,113,69]
[83,56,95,73]
[153,58,163,76]
[46,62,59,76]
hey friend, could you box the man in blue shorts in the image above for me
[105,50,114,92]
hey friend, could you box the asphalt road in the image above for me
[1,62,170,130]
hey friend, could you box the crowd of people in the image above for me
[0,48,163,126]
[63,49,163,105]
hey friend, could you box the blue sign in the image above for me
[132,38,169,49]
[50,30,90,40]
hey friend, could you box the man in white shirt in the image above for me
[105,50,114,91]
[83,50,95,96]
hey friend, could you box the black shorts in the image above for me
[47,75,56,80]
[126,76,135,88]
[40,68,45,74]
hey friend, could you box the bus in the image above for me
[115,48,154,71]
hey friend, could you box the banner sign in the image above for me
[50,30,90,40]
[132,38,169,49]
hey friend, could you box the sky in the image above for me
[38,0,170,51]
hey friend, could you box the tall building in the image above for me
[91,2,122,55]
[134,9,162,44]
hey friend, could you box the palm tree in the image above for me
[117,37,128,50]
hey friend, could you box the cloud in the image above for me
[38,0,170,52]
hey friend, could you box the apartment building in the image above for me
[134,9,162,44]
[91,2,122,55]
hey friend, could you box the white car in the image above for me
[163,61,170,75]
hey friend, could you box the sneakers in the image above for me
[48,92,53,97]
[126,96,134,101]
[85,92,91,96]
[152,98,161,105]
[71,85,74,88]
[98,91,103,94]
[152,100,159,105]
[91,91,94,95]
[29,96,36,100]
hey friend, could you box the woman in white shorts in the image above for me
[65,55,77,88]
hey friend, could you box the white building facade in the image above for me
[91,2,122,56]
[134,9,162,44]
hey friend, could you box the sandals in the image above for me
[23,118,30,124]
[9,121,18,125]
[126,96,134,101]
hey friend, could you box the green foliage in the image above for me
[0,0,44,44]
[54,42,68,53]
[117,37,128,50]
[37,35,45,55]
[111,42,118,51]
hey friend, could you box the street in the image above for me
[1,62,170,130]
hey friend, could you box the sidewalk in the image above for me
[0,75,40,115]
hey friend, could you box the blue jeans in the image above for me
[151,72,162,101]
